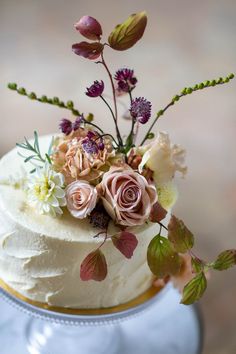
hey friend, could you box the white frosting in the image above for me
[0,135,166,309]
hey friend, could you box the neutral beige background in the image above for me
[1,0,236,353]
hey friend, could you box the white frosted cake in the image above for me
[0,135,166,309]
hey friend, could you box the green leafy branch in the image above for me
[16,131,53,172]
[141,73,235,145]
[147,214,236,305]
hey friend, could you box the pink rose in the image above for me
[101,167,157,226]
[66,180,97,218]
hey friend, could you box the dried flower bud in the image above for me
[86,80,104,97]
[74,16,102,41]
[130,97,152,124]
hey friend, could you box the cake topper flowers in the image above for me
[7,11,236,305]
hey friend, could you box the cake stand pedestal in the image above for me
[0,285,203,354]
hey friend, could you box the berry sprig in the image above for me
[7,82,103,134]
[141,73,235,145]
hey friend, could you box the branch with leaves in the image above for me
[147,213,236,305]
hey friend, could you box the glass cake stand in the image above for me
[0,283,203,354]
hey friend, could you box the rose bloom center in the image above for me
[72,190,87,209]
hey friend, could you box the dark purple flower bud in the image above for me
[114,68,137,93]
[72,115,83,131]
[114,68,134,81]
[59,118,73,135]
[98,141,105,151]
[82,138,99,154]
[130,97,152,124]
[89,203,110,229]
[87,131,96,139]
[74,16,102,41]
[86,80,104,98]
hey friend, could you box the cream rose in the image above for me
[139,131,187,184]
[66,180,97,218]
[100,167,157,226]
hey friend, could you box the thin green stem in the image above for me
[7,83,104,134]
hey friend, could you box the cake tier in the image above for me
[0,135,166,309]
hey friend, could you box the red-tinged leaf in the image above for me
[72,42,104,60]
[147,235,181,278]
[213,249,236,271]
[108,11,147,51]
[80,249,107,281]
[149,202,167,223]
[112,231,138,259]
[181,272,207,305]
[168,215,194,253]
[74,16,102,41]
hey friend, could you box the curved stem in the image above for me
[101,52,118,121]
[95,133,119,148]
[82,118,104,134]
[100,52,123,148]
[140,98,183,146]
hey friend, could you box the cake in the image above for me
[1,11,235,309]
[0,135,164,308]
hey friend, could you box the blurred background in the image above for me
[1,0,236,352]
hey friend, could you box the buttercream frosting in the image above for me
[0,135,167,308]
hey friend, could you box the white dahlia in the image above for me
[28,163,66,217]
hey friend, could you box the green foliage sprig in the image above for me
[7,83,104,134]
[141,73,235,145]
[16,131,53,172]
[148,215,236,305]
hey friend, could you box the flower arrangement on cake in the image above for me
[4,11,236,307]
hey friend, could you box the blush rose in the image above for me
[66,180,97,218]
[100,167,157,226]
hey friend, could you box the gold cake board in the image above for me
[0,278,163,316]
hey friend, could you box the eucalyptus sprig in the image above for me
[141,73,235,145]
[16,131,53,172]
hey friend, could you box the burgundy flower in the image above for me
[59,116,83,135]
[74,16,102,41]
[73,115,83,130]
[114,68,137,93]
[86,80,104,97]
[130,97,152,124]
[59,119,73,135]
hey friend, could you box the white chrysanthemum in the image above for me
[28,163,66,217]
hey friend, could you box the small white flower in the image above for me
[27,163,66,217]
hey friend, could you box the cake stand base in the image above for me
[0,287,203,354]
[26,320,121,354]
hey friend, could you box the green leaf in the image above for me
[47,136,54,156]
[147,235,181,278]
[45,153,52,164]
[108,11,147,51]
[213,249,236,271]
[34,131,40,152]
[168,215,194,253]
[181,272,207,305]
[191,257,204,273]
